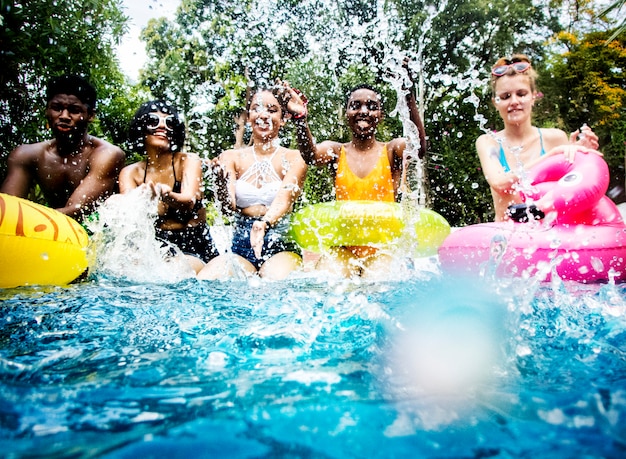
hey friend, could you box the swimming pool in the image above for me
[1,267,625,458]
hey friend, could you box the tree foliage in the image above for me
[598,0,626,40]
[540,29,626,199]
[3,0,624,227]
[0,0,136,180]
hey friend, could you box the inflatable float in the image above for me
[439,151,626,283]
[0,193,89,288]
[290,200,450,256]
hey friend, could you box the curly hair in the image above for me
[128,100,186,154]
[46,74,97,113]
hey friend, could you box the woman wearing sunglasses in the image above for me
[119,100,217,273]
[476,54,600,222]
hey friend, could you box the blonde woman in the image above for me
[476,54,599,221]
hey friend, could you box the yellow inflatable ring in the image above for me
[0,193,89,288]
[289,200,451,256]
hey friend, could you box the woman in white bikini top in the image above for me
[198,88,307,280]
[235,149,282,209]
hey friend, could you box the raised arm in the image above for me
[277,81,339,166]
[292,116,318,165]
[399,58,427,159]
[406,88,427,159]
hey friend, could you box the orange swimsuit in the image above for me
[334,145,395,257]
[335,145,395,202]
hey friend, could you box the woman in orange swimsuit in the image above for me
[283,82,427,278]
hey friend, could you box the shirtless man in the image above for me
[1,74,125,222]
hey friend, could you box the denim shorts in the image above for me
[231,215,300,269]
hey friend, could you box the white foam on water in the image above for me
[86,187,195,284]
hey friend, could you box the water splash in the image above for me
[86,187,195,283]
[203,162,252,280]
[376,1,450,260]
[385,57,425,208]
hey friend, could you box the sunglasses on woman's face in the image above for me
[491,61,531,77]
[145,113,176,131]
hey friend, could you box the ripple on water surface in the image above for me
[1,275,626,457]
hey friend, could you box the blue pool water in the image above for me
[1,269,626,458]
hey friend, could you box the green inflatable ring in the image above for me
[289,200,450,256]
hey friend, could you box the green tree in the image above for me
[136,0,623,225]
[540,29,626,200]
[140,0,323,157]
[0,0,135,181]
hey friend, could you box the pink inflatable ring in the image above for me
[439,151,626,283]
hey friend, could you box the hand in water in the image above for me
[141,181,162,200]
[147,182,173,203]
[140,182,171,215]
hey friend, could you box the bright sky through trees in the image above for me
[116,0,179,81]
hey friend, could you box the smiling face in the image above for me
[345,88,382,140]
[145,111,173,151]
[248,91,284,142]
[46,93,93,139]
[492,74,536,125]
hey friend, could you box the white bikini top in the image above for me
[235,150,282,208]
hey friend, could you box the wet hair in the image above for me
[46,74,97,113]
[344,84,383,109]
[246,87,286,119]
[128,100,185,154]
[489,54,538,94]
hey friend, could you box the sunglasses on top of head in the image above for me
[491,61,531,77]
[145,113,176,131]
